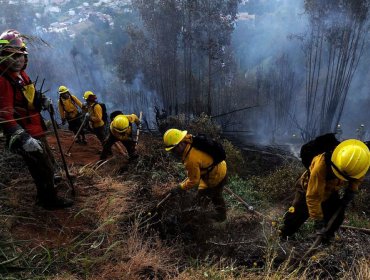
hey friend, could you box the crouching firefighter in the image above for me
[0,29,73,210]
[100,113,141,161]
[280,139,370,243]
[58,85,87,144]
[163,128,228,222]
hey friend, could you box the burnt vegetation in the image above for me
[1,115,370,279]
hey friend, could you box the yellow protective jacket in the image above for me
[180,134,227,190]
[304,153,361,220]
[58,95,83,120]
[110,114,140,141]
[88,102,104,128]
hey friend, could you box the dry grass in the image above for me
[1,130,370,279]
[94,224,178,280]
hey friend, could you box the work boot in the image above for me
[37,196,73,210]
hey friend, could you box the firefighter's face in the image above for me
[1,51,25,72]
[61,93,70,100]
[171,142,186,158]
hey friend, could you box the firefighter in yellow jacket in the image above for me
[163,128,228,222]
[280,139,370,243]
[100,113,141,160]
[58,85,87,144]
[83,91,106,144]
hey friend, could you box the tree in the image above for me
[266,54,297,142]
[303,0,370,140]
[120,0,240,117]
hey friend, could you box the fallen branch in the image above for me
[206,240,255,246]
[340,225,370,235]
[224,187,272,221]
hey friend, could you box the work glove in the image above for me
[170,186,184,197]
[22,137,43,153]
[313,219,327,236]
[61,119,66,125]
[342,189,355,208]
[9,129,43,153]
[41,95,52,111]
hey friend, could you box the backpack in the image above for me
[93,102,108,123]
[191,134,226,168]
[300,133,340,169]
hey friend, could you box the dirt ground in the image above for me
[46,129,126,165]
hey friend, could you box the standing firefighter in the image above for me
[58,85,87,144]
[280,139,370,243]
[100,114,140,161]
[0,29,73,210]
[83,90,106,145]
[163,129,228,222]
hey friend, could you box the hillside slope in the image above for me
[0,129,369,279]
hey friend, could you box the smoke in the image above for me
[232,0,307,145]
[233,0,370,145]
[0,2,160,126]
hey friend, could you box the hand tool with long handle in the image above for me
[65,114,88,156]
[47,103,76,196]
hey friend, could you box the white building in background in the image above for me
[237,12,256,21]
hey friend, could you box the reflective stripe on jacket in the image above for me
[58,95,82,120]
[110,114,140,141]
[180,134,227,190]
[304,153,361,220]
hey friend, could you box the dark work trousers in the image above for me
[280,184,345,238]
[19,137,57,202]
[100,132,137,160]
[67,114,86,141]
[196,175,228,222]
[93,125,106,145]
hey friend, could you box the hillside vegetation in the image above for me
[0,119,369,279]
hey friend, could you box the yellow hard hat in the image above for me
[331,139,370,181]
[163,128,187,151]
[58,85,69,94]
[83,91,96,100]
[111,115,129,133]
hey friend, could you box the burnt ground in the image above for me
[0,129,369,279]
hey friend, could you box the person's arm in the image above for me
[71,95,83,108]
[306,156,327,220]
[58,100,65,120]
[126,114,140,125]
[91,104,103,122]
[0,77,23,135]
[180,160,201,190]
[342,180,361,207]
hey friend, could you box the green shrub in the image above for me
[222,139,245,176]
[226,175,267,209]
[157,113,221,138]
[248,162,304,203]
[355,181,370,215]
